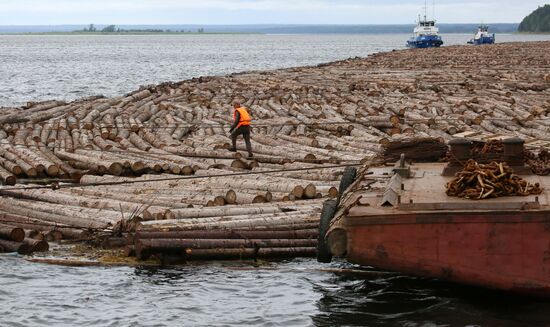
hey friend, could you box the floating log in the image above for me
[136,229,318,240]
[138,245,316,260]
[182,247,316,259]
[0,239,32,254]
[0,224,25,242]
[23,238,49,252]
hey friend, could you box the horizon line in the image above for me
[0,22,521,27]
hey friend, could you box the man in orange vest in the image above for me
[228,102,253,158]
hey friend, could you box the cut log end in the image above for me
[214,196,226,206]
[46,165,60,177]
[379,138,390,146]
[2,175,17,186]
[170,166,182,175]
[182,166,194,175]
[225,190,237,204]
[292,185,305,199]
[108,163,124,176]
[304,154,316,161]
[252,195,268,204]
[26,168,38,177]
[389,115,401,125]
[4,227,25,242]
[328,187,339,199]
[304,184,317,199]
[131,162,146,173]
[12,166,23,176]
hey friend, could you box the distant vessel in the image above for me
[468,25,496,45]
[406,3,443,48]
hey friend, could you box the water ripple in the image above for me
[1,255,549,326]
[2,34,550,108]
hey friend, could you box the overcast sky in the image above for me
[0,0,546,25]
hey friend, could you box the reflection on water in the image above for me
[1,255,549,326]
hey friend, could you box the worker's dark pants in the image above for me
[231,125,253,155]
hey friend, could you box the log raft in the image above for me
[1,42,550,260]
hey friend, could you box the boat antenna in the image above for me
[424,0,427,21]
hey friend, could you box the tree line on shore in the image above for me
[78,24,205,33]
[519,4,550,33]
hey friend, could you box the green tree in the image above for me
[101,25,116,33]
[88,24,96,32]
[519,5,550,33]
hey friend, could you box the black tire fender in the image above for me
[317,199,338,263]
[339,167,357,195]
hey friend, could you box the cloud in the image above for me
[0,0,545,24]
[0,0,380,12]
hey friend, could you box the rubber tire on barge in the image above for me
[339,167,357,194]
[317,199,338,263]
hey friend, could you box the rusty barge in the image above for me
[321,137,550,297]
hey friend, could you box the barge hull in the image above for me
[345,211,550,297]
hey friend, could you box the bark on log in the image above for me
[139,246,316,260]
[137,238,316,252]
[0,239,32,254]
[136,229,317,240]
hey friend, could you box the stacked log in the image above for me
[1,41,550,260]
[132,203,321,260]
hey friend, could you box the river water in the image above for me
[2,33,550,326]
[1,255,550,326]
[1,33,550,107]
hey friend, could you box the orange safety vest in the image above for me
[234,107,251,128]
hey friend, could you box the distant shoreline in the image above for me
[4,32,549,36]
[1,32,261,36]
[0,23,522,35]
[516,31,550,35]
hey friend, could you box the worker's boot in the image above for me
[228,147,237,152]
[247,152,254,158]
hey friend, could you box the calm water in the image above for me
[3,34,550,326]
[1,33,550,107]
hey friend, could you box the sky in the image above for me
[0,0,547,25]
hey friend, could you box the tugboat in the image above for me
[467,25,495,45]
[406,3,443,49]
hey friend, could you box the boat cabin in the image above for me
[414,17,439,36]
